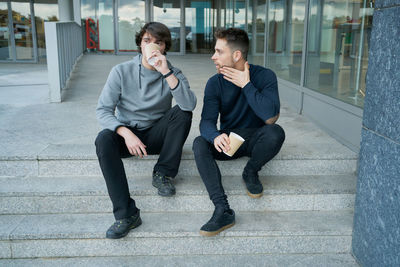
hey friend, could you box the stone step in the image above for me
[0,174,356,214]
[0,253,359,266]
[0,142,357,177]
[0,210,353,259]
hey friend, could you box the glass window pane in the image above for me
[118,0,145,52]
[81,0,99,52]
[34,0,58,62]
[267,0,305,84]
[248,0,266,66]
[98,0,114,51]
[154,0,181,52]
[225,0,233,28]
[305,0,373,108]
[11,1,34,60]
[0,1,12,60]
[185,0,215,53]
[234,0,246,29]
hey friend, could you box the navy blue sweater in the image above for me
[200,64,280,143]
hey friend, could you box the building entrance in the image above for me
[82,0,254,55]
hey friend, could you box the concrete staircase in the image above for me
[0,55,360,266]
[0,126,359,265]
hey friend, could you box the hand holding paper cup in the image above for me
[144,43,160,66]
[223,132,245,157]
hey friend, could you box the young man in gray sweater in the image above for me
[95,22,196,239]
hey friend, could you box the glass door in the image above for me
[98,0,114,51]
[153,0,182,53]
[11,0,36,61]
[185,0,216,53]
[117,0,145,53]
[0,0,12,60]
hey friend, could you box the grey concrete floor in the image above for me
[0,63,49,106]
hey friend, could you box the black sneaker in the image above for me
[200,206,235,237]
[242,168,263,198]
[152,171,176,196]
[106,209,142,239]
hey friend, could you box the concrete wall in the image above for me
[351,1,400,266]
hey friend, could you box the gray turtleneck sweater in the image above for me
[96,54,197,131]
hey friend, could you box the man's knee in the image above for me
[95,129,117,156]
[172,105,193,122]
[192,136,210,155]
[259,124,285,145]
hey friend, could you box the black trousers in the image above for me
[192,124,285,208]
[95,105,192,220]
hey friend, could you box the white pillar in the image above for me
[45,22,61,102]
[73,0,82,26]
[58,0,74,21]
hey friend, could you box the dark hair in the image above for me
[214,28,249,60]
[135,22,171,54]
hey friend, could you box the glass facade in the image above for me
[34,0,58,61]
[185,0,215,53]
[118,0,145,52]
[264,0,372,108]
[0,1,11,60]
[0,0,58,62]
[154,0,181,52]
[248,0,266,66]
[267,0,306,85]
[3,0,372,109]
[305,0,373,108]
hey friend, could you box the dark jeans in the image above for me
[192,124,285,209]
[95,105,192,220]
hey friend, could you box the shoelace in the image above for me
[113,220,123,229]
[161,175,171,185]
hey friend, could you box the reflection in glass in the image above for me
[154,0,181,52]
[305,0,373,108]
[234,0,246,29]
[185,0,215,53]
[267,0,305,84]
[11,1,34,60]
[98,0,114,51]
[248,0,266,66]
[34,0,58,62]
[118,0,145,52]
[225,0,233,28]
[0,1,11,60]
[81,0,99,52]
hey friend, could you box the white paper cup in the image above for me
[144,43,160,66]
[223,132,245,157]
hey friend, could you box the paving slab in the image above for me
[0,175,356,214]
[0,210,353,258]
[0,253,359,266]
[35,158,356,177]
[5,211,353,240]
[0,174,356,196]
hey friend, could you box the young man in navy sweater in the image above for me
[192,28,285,236]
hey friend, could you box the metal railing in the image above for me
[45,22,83,102]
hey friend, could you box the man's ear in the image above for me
[233,50,242,62]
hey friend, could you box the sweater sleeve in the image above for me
[169,67,197,111]
[241,69,280,122]
[199,77,221,143]
[96,66,125,131]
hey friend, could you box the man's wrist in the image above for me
[161,68,171,76]
[241,80,250,88]
[163,69,174,78]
